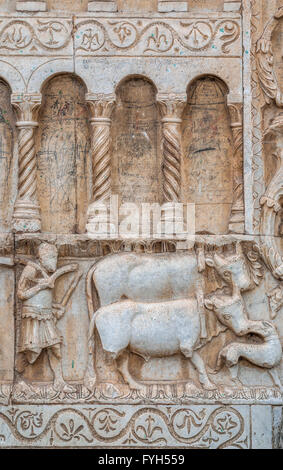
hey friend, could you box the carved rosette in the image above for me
[11,94,42,233]
[157,94,186,203]
[228,103,245,234]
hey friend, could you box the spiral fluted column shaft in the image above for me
[86,94,115,237]
[17,124,38,201]
[158,94,186,204]
[91,118,112,203]
[11,93,42,233]
[162,118,182,202]
[228,104,244,234]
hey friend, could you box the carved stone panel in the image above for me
[0,0,282,450]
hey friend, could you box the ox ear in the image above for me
[205,257,215,268]
[204,299,214,310]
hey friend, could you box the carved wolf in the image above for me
[205,287,283,390]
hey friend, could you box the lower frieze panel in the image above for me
[0,404,279,449]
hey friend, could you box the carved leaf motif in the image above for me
[176,409,206,434]
[216,414,238,436]
[0,22,33,50]
[144,25,173,53]
[218,21,240,53]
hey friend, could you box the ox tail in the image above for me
[86,261,100,321]
[84,261,101,391]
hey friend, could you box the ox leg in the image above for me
[117,351,145,392]
[269,368,282,391]
[189,351,217,391]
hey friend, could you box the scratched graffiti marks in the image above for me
[0,80,15,231]
[182,76,234,234]
[111,78,162,206]
[36,75,91,233]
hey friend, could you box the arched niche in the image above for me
[182,75,234,234]
[36,74,91,233]
[111,76,162,205]
[0,78,16,232]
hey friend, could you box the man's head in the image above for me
[38,243,58,273]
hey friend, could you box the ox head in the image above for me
[205,243,253,292]
[204,292,249,336]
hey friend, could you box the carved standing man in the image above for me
[17,243,78,393]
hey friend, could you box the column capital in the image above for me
[228,103,243,127]
[11,93,42,123]
[157,93,187,121]
[85,93,116,121]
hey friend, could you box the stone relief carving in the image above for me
[260,114,283,280]
[0,0,281,449]
[16,243,80,393]
[0,18,72,54]
[11,93,42,233]
[256,7,283,107]
[74,18,241,57]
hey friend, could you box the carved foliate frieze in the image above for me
[0,404,251,448]
[74,17,241,57]
[0,18,73,55]
[0,1,281,449]
[256,7,283,107]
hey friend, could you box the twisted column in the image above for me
[157,94,186,238]
[228,103,245,234]
[12,94,42,233]
[157,94,186,203]
[86,93,116,237]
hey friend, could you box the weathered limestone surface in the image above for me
[0,0,282,449]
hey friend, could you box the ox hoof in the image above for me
[84,376,96,392]
[129,382,146,394]
[202,381,217,391]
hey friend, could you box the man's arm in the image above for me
[17,265,52,301]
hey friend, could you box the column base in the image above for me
[228,210,245,234]
[223,2,242,12]
[16,2,47,12]
[88,1,117,12]
[13,200,41,233]
[158,1,188,12]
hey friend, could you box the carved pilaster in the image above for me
[11,93,42,233]
[157,94,186,203]
[228,103,245,234]
[260,115,283,280]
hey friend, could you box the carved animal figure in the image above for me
[205,287,282,389]
[88,298,217,391]
[205,242,262,291]
[86,243,256,314]
[84,242,260,389]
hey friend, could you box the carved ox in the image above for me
[88,298,216,391]
[84,242,261,390]
[86,243,258,314]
